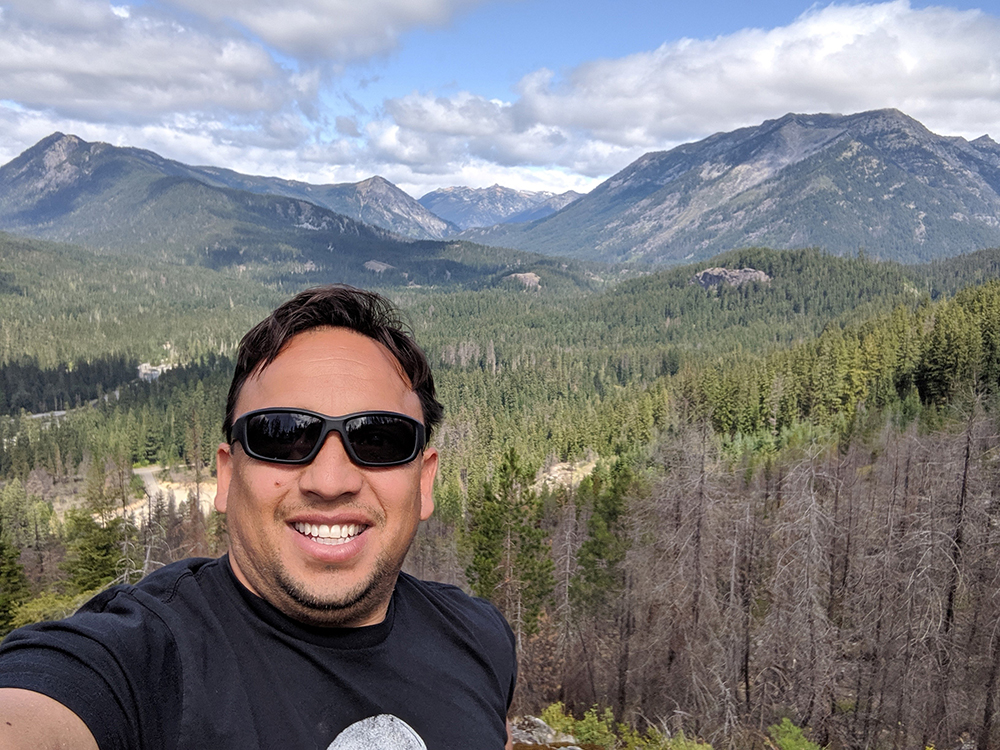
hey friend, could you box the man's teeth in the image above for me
[293,522,364,545]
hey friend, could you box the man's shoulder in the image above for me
[80,556,225,613]
[0,557,228,749]
[395,573,514,644]
[394,574,517,711]
[83,557,222,603]
[130,556,224,598]
[397,572,496,613]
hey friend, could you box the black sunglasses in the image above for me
[229,408,426,467]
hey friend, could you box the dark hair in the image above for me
[224,285,443,442]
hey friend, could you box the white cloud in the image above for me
[378,90,638,177]
[335,116,361,137]
[374,1,1000,186]
[2,0,1000,196]
[0,0,304,124]
[159,0,489,62]
[0,0,490,130]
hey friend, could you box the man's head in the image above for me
[223,286,443,441]
[215,286,442,628]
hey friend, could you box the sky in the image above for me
[3,0,1000,198]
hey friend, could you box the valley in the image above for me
[2,109,1000,749]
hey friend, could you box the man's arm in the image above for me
[0,688,98,750]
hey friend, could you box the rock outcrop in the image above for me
[692,266,771,289]
[509,716,579,748]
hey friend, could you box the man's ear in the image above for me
[214,443,232,513]
[418,446,438,521]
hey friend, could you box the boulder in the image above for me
[510,715,577,745]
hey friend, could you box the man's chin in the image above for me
[275,570,395,628]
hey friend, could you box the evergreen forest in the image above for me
[3,234,1000,749]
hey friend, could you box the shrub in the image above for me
[539,703,713,750]
[768,718,822,750]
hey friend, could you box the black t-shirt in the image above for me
[0,556,516,749]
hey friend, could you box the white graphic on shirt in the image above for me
[326,714,428,749]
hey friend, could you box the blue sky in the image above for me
[370,0,1000,101]
[388,0,861,98]
[3,0,1000,196]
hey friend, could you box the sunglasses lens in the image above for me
[345,414,419,465]
[245,412,323,462]
[239,411,421,465]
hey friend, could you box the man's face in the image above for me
[215,327,438,627]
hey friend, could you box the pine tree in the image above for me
[571,460,633,613]
[61,510,127,593]
[917,301,982,404]
[465,448,554,646]
[570,458,636,719]
[0,519,29,635]
[0,478,30,550]
[84,453,114,525]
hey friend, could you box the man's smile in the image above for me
[292,522,368,546]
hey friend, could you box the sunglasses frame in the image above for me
[229,408,426,467]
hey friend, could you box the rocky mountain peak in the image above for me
[459,108,1000,265]
[356,175,393,192]
[44,132,82,153]
[418,184,579,229]
[17,132,94,197]
[0,133,457,242]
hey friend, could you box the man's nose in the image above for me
[297,431,365,498]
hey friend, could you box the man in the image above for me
[0,286,517,749]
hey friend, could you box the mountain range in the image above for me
[0,135,456,241]
[0,133,397,255]
[2,109,1000,270]
[0,133,600,289]
[460,109,1000,264]
[417,185,581,229]
[190,169,458,240]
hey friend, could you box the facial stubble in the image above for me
[273,543,411,627]
[254,497,423,628]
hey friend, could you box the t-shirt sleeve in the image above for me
[0,588,182,750]
[442,588,518,710]
[478,598,518,708]
[401,576,519,719]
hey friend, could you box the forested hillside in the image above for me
[0,233,280,370]
[2,244,1000,749]
[0,231,605,374]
